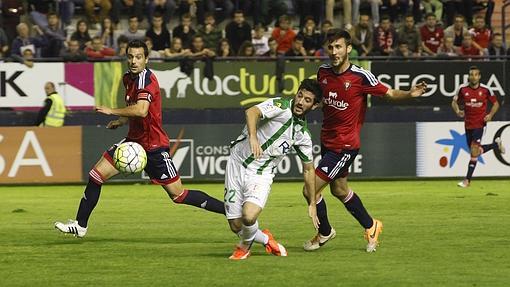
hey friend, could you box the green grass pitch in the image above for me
[1,180,509,286]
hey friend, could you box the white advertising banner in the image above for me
[416,121,510,177]
[0,63,94,110]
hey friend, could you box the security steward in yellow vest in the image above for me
[35,82,67,127]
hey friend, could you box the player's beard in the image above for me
[331,53,348,70]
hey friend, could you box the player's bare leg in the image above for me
[303,175,336,251]
[331,177,383,252]
[55,156,118,237]
[163,179,225,214]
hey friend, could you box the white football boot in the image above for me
[303,228,336,251]
[54,220,87,238]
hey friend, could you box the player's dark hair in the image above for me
[469,65,480,73]
[299,79,323,104]
[126,40,149,57]
[326,28,352,47]
[424,12,436,19]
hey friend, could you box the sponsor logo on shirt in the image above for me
[324,91,349,110]
[465,98,483,108]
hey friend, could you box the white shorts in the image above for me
[224,157,274,220]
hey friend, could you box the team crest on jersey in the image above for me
[479,91,482,96]
[322,78,327,84]
[344,81,351,90]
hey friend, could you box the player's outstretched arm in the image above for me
[484,100,500,122]
[245,106,263,158]
[96,100,150,118]
[302,162,319,230]
[386,81,428,100]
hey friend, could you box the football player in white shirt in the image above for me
[226,79,322,260]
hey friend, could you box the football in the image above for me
[113,142,147,174]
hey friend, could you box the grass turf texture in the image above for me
[1,180,509,286]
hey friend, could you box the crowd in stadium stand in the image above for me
[0,0,508,64]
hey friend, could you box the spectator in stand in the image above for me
[252,24,270,56]
[177,0,206,24]
[96,17,119,50]
[85,36,116,59]
[272,15,296,54]
[116,35,129,57]
[459,34,483,57]
[217,38,234,57]
[190,35,216,59]
[61,39,87,62]
[263,37,279,58]
[84,0,112,25]
[164,37,192,58]
[252,0,288,27]
[353,0,380,27]
[237,40,255,57]
[420,12,444,56]
[318,20,333,48]
[121,15,145,42]
[397,14,422,56]
[444,14,470,49]
[58,0,78,29]
[421,0,443,23]
[443,0,465,26]
[298,16,321,56]
[313,40,328,57]
[372,15,397,56]
[225,10,251,54]
[436,35,459,57]
[473,0,495,28]
[111,0,144,24]
[145,37,163,60]
[0,28,9,58]
[487,33,506,59]
[295,0,324,30]
[197,12,222,50]
[391,40,412,59]
[469,14,491,54]
[173,13,196,49]
[39,12,67,58]
[146,13,171,53]
[8,46,36,68]
[147,0,177,24]
[71,20,92,50]
[350,14,373,57]
[205,0,234,24]
[381,0,409,23]
[11,23,46,57]
[27,0,55,28]
[284,34,307,58]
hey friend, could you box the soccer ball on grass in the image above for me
[113,142,147,174]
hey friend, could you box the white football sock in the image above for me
[254,228,269,245]
[241,221,259,248]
